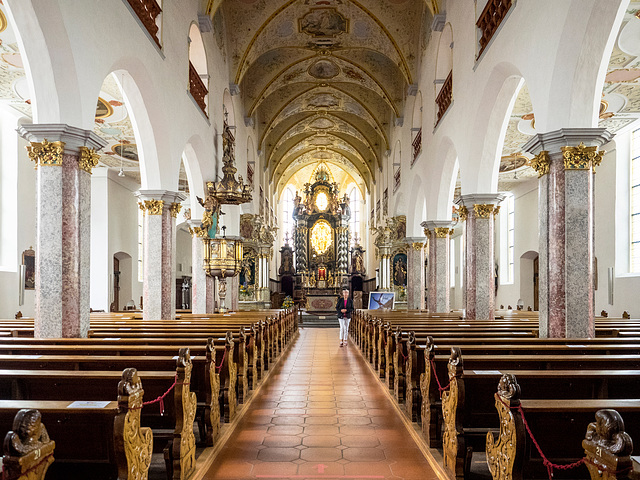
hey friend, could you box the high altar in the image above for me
[292,165,350,311]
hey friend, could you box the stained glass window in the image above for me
[311,220,332,255]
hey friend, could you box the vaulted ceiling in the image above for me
[213,0,430,190]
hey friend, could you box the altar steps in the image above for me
[300,312,339,328]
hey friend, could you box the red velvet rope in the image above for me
[215,349,228,373]
[429,357,455,397]
[497,396,585,479]
[2,452,54,480]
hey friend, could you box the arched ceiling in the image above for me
[216,0,428,190]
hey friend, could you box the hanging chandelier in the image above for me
[207,114,252,205]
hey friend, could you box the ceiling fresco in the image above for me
[215,0,428,192]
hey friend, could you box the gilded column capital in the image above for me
[434,227,452,238]
[412,242,424,251]
[473,204,495,219]
[423,228,431,238]
[493,205,500,216]
[561,142,604,171]
[78,146,100,174]
[169,202,182,218]
[458,205,468,222]
[530,151,550,177]
[139,199,164,215]
[188,225,208,238]
[26,139,65,168]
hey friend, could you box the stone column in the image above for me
[135,190,186,320]
[458,194,504,320]
[405,237,426,310]
[523,128,612,338]
[188,220,214,314]
[422,222,453,313]
[256,245,271,307]
[18,125,106,338]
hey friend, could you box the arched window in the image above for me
[282,188,295,243]
[631,127,640,272]
[349,186,360,245]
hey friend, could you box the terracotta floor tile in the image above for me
[302,425,340,435]
[301,434,340,447]
[250,461,299,477]
[266,425,304,435]
[256,447,301,462]
[262,435,303,448]
[299,447,343,462]
[341,435,381,447]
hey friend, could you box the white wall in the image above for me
[175,226,193,279]
[0,114,36,318]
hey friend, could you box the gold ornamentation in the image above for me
[170,203,182,218]
[0,8,7,33]
[421,337,438,446]
[486,374,524,480]
[204,339,220,446]
[188,225,209,238]
[412,242,424,251]
[114,368,153,480]
[473,204,494,219]
[493,206,501,216]
[26,139,65,168]
[78,146,100,174]
[143,200,164,215]
[442,347,465,480]
[310,219,333,255]
[562,143,604,170]
[434,228,450,238]
[170,348,197,480]
[423,228,431,238]
[530,151,550,177]
[458,206,468,222]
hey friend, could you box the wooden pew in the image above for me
[486,374,639,480]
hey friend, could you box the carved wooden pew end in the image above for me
[2,409,55,480]
[583,409,634,480]
[164,348,197,480]
[114,368,154,480]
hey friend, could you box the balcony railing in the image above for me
[126,0,162,47]
[412,128,422,165]
[394,168,401,193]
[435,71,452,126]
[189,62,208,116]
[476,0,512,57]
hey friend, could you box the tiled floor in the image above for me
[203,328,439,480]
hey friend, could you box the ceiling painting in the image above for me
[219,0,427,193]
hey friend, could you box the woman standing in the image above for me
[336,288,354,347]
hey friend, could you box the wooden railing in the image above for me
[411,128,422,165]
[435,71,452,126]
[126,0,162,47]
[394,168,401,193]
[476,0,512,57]
[189,62,208,116]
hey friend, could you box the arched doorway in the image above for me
[520,251,539,311]
[113,252,132,311]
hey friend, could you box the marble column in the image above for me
[188,220,214,314]
[18,125,106,338]
[135,190,186,320]
[458,194,504,320]
[256,246,271,306]
[405,237,426,310]
[422,222,453,313]
[336,225,350,275]
[295,224,308,273]
[523,128,612,338]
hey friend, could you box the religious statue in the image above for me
[309,271,317,287]
[241,259,253,285]
[394,258,407,286]
[327,270,334,287]
[197,194,222,237]
[351,249,365,274]
[293,190,304,215]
